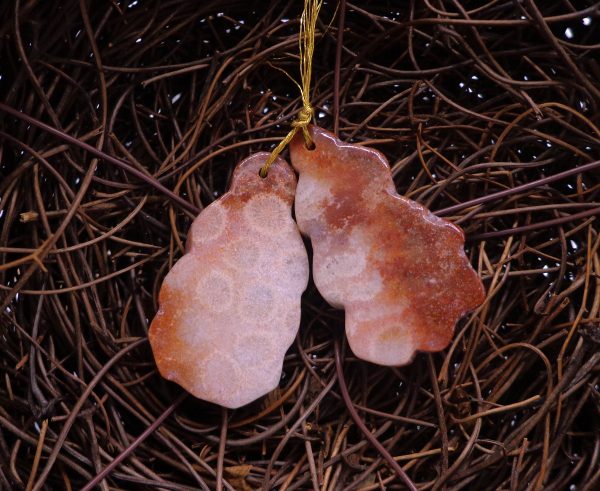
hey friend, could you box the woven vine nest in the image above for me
[1,1,599,490]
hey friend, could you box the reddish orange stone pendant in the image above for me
[290,126,485,366]
[149,153,309,408]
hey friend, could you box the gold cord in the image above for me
[259,0,322,177]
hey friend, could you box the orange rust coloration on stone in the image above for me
[290,126,485,366]
[149,153,309,408]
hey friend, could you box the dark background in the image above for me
[0,1,599,489]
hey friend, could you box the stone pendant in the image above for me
[290,126,485,366]
[149,153,309,408]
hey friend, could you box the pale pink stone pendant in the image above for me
[149,153,309,408]
[290,126,485,366]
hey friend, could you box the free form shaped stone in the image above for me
[149,153,309,408]
[290,126,485,366]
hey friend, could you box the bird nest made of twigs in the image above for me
[0,1,599,490]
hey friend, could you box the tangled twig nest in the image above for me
[0,1,599,490]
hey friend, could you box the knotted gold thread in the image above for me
[259,0,322,177]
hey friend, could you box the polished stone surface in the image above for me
[149,153,309,408]
[290,126,485,366]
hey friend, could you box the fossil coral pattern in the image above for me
[149,153,309,408]
[290,126,485,366]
